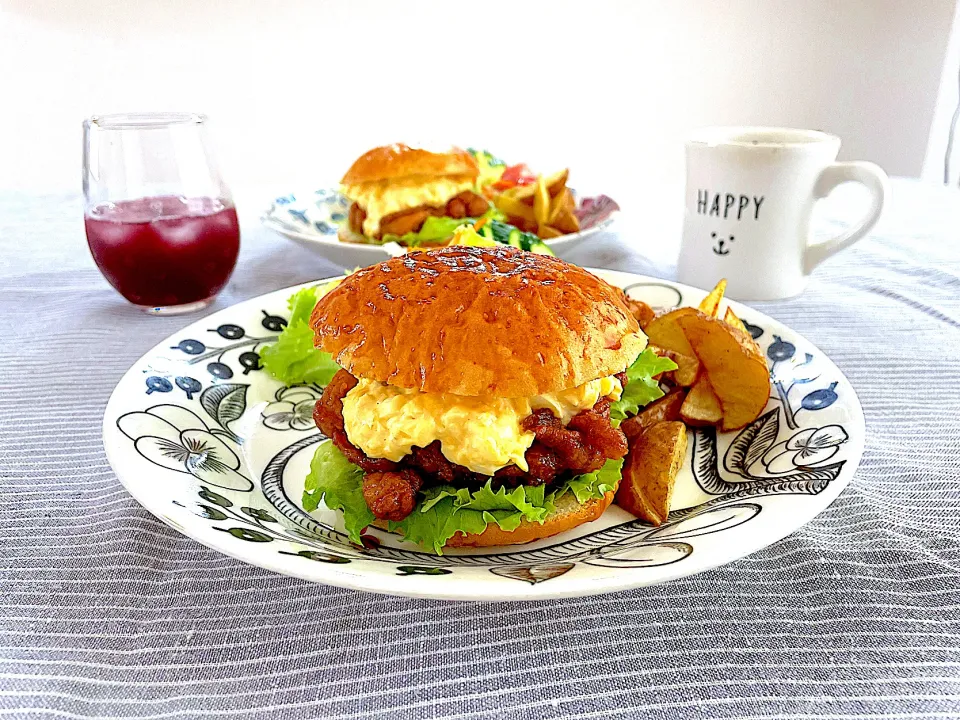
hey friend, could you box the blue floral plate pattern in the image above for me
[261,189,620,266]
[103,271,864,600]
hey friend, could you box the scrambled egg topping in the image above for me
[342,175,474,237]
[341,377,623,476]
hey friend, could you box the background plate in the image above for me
[261,189,620,266]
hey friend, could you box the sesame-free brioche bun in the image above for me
[373,480,619,548]
[341,144,479,185]
[310,245,646,397]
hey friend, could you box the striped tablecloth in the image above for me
[2,179,959,719]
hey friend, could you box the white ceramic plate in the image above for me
[103,271,864,601]
[260,189,620,266]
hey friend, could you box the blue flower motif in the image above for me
[287,208,309,225]
[314,221,336,235]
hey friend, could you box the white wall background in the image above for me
[1,0,955,244]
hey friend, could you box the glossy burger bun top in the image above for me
[310,245,646,397]
[340,144,479,185]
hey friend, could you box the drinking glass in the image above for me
[82,113,241,315]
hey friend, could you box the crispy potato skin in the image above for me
[680,376,723,427]
[677,313,769,431]
[621,389,686,442]
[615,421,687,526]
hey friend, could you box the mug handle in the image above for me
[804,161,889,274]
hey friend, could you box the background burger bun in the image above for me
[311,245,646,397]
[340,144,479,185]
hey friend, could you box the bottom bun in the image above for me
[374,480,619,549]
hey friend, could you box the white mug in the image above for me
[677,127,888,300]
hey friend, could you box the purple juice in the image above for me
[85,196,240,309]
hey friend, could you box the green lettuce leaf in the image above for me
[610,348,678,422]
[303,440,372,543]
[302,442,623,554]
[383,207,506,247]
[260,285,341,386]
[557,456,624,504]
[468,148,507,189]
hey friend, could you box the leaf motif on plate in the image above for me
[280,549,351,564]
[490,564,575,584]
[195,504,228,521]
[691,426,726,495]
[724,409,780,477]
[241,506,278,523]
[199,383,248,436]
[198,486,233,508]
[584,541,692,568]
[396,566,452,576]
[648,503,761,541]
[216,527,272,543]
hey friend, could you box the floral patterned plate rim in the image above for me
[260,189,619,265]
[102,270,864,601]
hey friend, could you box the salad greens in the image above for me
[302,440,371,540]
[382,207,504,247]
[260,285,341,386]
[304,440,623,554]
[467,148,507,189]
[477,220,553,255]
[609,348,678,422]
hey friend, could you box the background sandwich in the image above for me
[339,144,491,245]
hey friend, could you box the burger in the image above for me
[305,245,650,553]
[338,144,491,245]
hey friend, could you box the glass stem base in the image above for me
[134,298,215,316]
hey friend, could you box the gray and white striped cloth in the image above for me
[2,179,959,719]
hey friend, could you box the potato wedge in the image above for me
[544,169,569,197]
[664,350,700,387]
[679,376,723,426]
[548,190,566,224]
[494,195,536,221]
[677,312,770,431]
[502,182,537,206]
[549,206,580,234]
[616,421,687,526]
[624,297,655,329]
[723,306,748,334]
[538,224,564,239]
[620,388,685,441]
[533,177,551,226]
[644,307,698,356]
[698,278,727,318]
[723,307,762,355]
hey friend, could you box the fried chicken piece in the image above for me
[362,469,423,521]
[350,192,490,239]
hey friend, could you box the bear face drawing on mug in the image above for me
[697,190,765,257]
[678,128,888,301]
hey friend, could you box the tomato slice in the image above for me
[492,163,536,190]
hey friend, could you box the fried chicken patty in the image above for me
[348,190,489,240]
[313,369,629,522]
